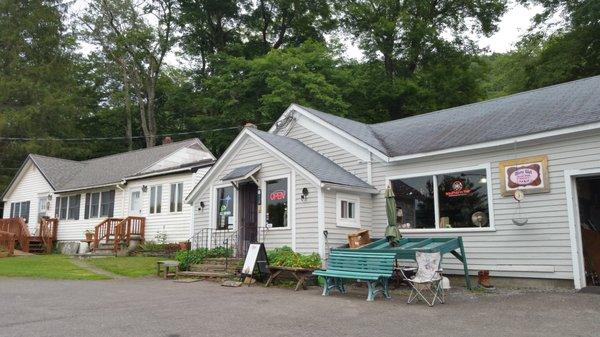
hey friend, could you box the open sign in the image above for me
[269,190,286,201]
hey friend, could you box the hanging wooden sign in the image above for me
[499,155,550,197]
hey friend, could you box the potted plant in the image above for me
[84,230,94,242]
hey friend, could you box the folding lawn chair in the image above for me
[400,251,444,306]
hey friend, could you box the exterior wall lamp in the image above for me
[301,187,309,201]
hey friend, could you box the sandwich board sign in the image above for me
[241,243,269,282]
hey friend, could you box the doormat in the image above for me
[222,280,243,287]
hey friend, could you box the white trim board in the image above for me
[564,167,600,289]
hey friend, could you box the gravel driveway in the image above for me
[0,278,598,337]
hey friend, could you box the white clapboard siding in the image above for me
[322,190,373,255]
[294,174,318,254]
[2,162,53,233]
[286,123,368,182]
[53,188,124,241]
[123,171,204,243]
[193,137,320,251]
[368,131,600,280]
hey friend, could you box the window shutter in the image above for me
[84,193,90,219]
[108,190,115,217]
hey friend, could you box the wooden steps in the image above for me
[180,257,243,280]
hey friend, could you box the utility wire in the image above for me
[0,122,273,142]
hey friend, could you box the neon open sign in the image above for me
[269,190,286,201]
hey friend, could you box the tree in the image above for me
[335,0,506,119]
[81,0,178,147]
[0,0,90,192]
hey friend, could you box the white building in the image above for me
[187,76,600,289]
[2,138,215,244]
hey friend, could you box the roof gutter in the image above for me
[123,162,213,182]
[320,182,379,195]
[386,121,600,163]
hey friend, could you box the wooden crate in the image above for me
[347,230,370,248]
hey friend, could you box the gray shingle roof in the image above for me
[297,75,600,157]
[221,164,261,181]
[27,139,210,191]
[249,128,375,190]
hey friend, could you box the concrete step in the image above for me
[202,258,244,265]
[178,271,232,278]
[189,264,237,272]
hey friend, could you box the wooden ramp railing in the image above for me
[0,231,16,256]
[0,218,30,253]
[94,216,146,253]
[39,218,59,253]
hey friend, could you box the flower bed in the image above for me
[267,246,321,269]
[175,247,233,270]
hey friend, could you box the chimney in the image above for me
[162,136,173,145]
[244,122,257,129]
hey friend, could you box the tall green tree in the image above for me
[81,0,179,147]
[335,0,506,119]
[0,0,89,192]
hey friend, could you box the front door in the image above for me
[238,182,258,257]
[129,189,143,216]
[576,176,600,287]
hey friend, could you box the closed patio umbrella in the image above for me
[384,186,401,246]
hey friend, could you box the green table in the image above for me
[333,237,472,289]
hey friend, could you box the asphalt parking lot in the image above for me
[0,278,598,337]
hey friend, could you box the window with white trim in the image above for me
[216,186,234,230]
[265,178,288,228]
[336,194,360,228]
[170,182,183,213]
[54,195,81,220]
[10,201,30,223]
[149,185,162,214]
[84,190,115,219]
[390,168,490,230]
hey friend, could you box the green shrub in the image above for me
[175,247,233,270]
[267,246,321,269]
[139,241,180,254]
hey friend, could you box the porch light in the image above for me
[301,187,309,201]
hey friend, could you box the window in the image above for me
[67,195,80,220]
[265,178,288,228]
[38,196,48,222]
[84,190,114,219]
[58,196,68,220]
[149,185,162,214]
[170,182,183,212]
[390,168,490,230]
[216,186,234,230]
[53,195,80,220]
[10,201,30,223]
[337,194,360,228]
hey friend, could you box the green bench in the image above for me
[313,251,396,301]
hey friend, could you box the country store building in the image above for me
[186,76,600,289]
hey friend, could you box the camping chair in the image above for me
[400,251,444,306]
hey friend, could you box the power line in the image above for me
[0,122,273,142]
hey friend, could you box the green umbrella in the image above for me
[384,186,401,246]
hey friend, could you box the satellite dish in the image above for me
[471,211,488,227]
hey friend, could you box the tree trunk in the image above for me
[122,69,133,151]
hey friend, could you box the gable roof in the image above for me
[3,138,214,197]
[292,75,600,159]
[248,128,374,190]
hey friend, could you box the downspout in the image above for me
[116,180,126,217]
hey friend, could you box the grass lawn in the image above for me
[86,256,164,277]
[0,255,109,280]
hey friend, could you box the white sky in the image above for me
[71,1,542,64]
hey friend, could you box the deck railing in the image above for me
[39,218,59,253]
[93,218,123,249]
[94,217,145,253]
[190,227,267,258]
[113,216,146,252]
[0,230,16,256]
[0,218,30,253]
